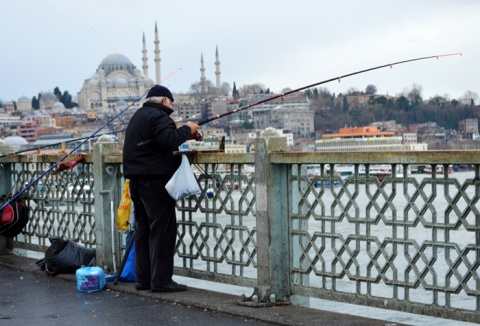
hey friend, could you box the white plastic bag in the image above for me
[165,155,200,200]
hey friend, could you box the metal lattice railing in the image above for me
[288,161,480,320]
[174,162,257,287]
[9,161,95,252]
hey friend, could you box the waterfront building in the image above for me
[315,126,427,151]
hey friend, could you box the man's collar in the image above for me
[143,102,174,115]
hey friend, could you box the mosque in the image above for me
[77,23,222,111]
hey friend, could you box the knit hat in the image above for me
[146,85,174,102]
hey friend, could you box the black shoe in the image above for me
[135,283,151,291]
[151,282,187,292]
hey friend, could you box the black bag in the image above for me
[38,236,96,275]
[0,194,30,238]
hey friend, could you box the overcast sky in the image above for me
[1,0,478,103]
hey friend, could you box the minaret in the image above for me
[200,53,206,96]
[215,46,221,93]
[142,33,149,77]
[154,22,161,84]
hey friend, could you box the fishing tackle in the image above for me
[138,53,462,147]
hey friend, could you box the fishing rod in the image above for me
[138,53,462,147]
[198,53,462,126]
[0,68,182,212]
[0,128,128,158]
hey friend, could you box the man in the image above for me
[123,85,199,292]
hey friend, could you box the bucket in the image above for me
[76,266,106,292]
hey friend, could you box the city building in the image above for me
[315,126,427,151]
[17,120,40,142]
[458,118,479,139]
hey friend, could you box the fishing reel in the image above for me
[191,131,203,141]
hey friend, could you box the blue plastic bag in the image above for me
[119,232,135,282]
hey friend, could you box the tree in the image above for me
[459,90,479,106]
[365,84,377,95]
[403,84,423,109]
[54,87,62,101]
[342,96,349,112]
[189,79,215,101]
[61,91,73,108]
[220,82,231,96]
[396,96,411,111]
[346,87,361,95]
[232,82,240,100]
[239,83,266,97]
[32,96,40,110]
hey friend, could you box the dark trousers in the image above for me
[129,178,177,288]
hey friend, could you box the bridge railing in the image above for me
[1,138,479,322]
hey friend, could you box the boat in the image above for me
[359,164,406,181]
[424,165,454,174]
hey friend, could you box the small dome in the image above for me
[52,102,65,110]
[4,136,28,147]
[40,92,57,101]
[88,78,99,86]
[128,78,137,86]
[18,95,30,102]
[115,78,127,86]
[143,77,155,87]
[116,99,127,107]
[106,79,114,85]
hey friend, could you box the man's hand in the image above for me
[186,121,200,135]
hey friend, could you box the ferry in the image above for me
[424,165,454,174]
[359,164,406,181]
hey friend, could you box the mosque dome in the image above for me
[115,78,127,86]
[128,78,137,86]
[52,102,66,111]
[106,79,114,86]
[18,95,30,102]
[100,53,133,66]
[144,77,155,87]
[98,53,136,76]
[4,135,28,147]
[116,99,127,108]
[88,78,99,86]
[41,92,57,101]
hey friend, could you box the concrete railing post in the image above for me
[93,142,122,273]
[254,136,290,303]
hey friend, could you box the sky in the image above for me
[1,0,479,103]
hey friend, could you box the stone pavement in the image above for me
[0,254,405,326]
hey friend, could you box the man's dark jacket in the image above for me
[123,103,191,179]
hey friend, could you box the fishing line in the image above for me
[196,53,462,126]
[137,53,462,147]
[0,68,182,212]
[0,128,128,158]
